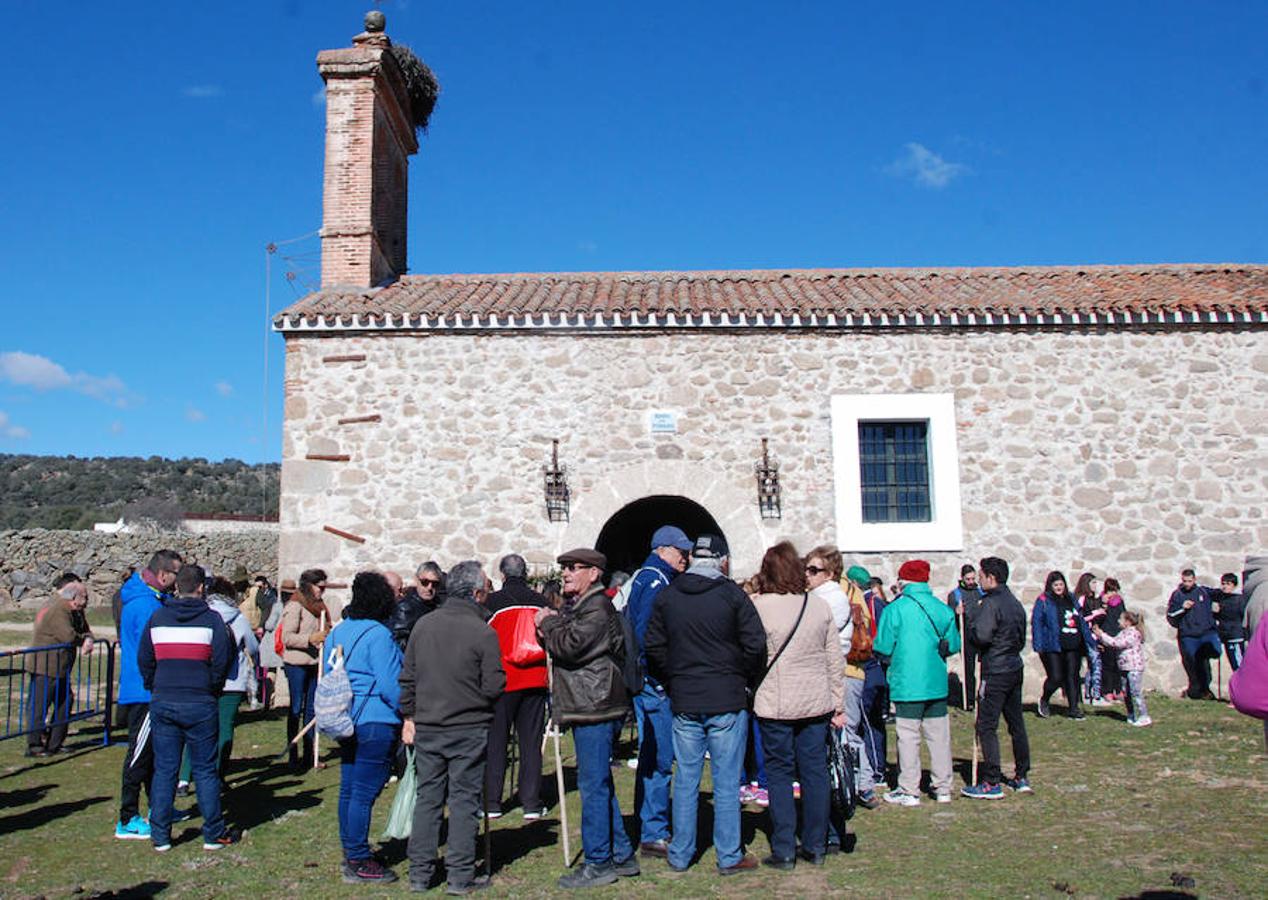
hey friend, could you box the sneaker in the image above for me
[1004,777,1033,793]
[153,842,172,852]
[171,807,196,823]
[1037,698,1051,719]
[1091,697,1112,707]
[1132,715,1153,727]
[203,829,242,851]
[624,758,638,769]
[639,840,669,859]
[961,782,1005,800]
[1068,709,1086,721]
[739,784,756,804]
[883,788,921,807]
[481,806,503,820]
[342,858,399,884]
[175,780,191,797]
[558,863,618,889]
[935,793,952,804]
[792,781,801,800]
[613,855,641,877]
[761,854,795,871]
[522,806,547,821]
[752,787,769,807]
[857,789,881,810]
[115,815,151,840]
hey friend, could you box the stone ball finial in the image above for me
[364,10,386,33]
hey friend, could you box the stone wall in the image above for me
[280,326,1268,695]
[0,529,278,612]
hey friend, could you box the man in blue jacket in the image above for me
[1167,568,1222,699]
[623,524,691,858]
[114,548,182,841]
[138,564,237,852]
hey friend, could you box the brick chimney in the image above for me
[317,12,418,289]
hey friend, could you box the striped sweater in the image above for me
[138,596,233,702]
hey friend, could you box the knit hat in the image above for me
[846,565,872,588]
[897,560,930,583]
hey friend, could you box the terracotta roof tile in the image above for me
[275,264,1268,328]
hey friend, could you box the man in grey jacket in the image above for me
[962,556,1031,800]
[401,561,506,895]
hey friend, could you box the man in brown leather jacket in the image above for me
[536,548,636,889]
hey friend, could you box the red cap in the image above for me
[897,560,931,583]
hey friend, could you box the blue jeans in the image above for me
[744,715,766,788]
[572,718,633,868]
[633,685,674,842]
[284,664,318,764]
[860,659,888,785]
[759,716,830,860]
[150,699,224,845]
[669,710,747,870]
[338,721,397,861]
[1084,645,1103,699]
[1179,632,1222,698]
[26,674,72,752]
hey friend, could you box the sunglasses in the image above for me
[562,563,595,573]
[805,565,827,575]
[419,579,441,587]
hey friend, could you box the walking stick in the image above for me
[1216,652,1223,701]
[970,659,982,785]
[313,611,326,770]
[545,654,572,866]
[957,605,969,709]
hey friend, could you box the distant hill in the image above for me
[0,454,279,530]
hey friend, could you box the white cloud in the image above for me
[0,411,30,440]
[185,406,207,423]
[311,86,326,107]
[215,381,233,397]
[0,351,134,408]
[183,85,224,99]
[110,420,125,435]
[885,142,970,189]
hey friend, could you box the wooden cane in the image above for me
[544,653,572,866]
[957,604,969,710]
[314,611,326,769]
[970,659,982,785]
[1217,652,1223,701]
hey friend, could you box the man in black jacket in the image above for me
[536,547,638,889]
[388,561,445,649]
[644,534,766,875]
[400,561,505,895]
[961,556,1031,800]
[1167,568,1222,699]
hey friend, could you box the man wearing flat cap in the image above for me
[873,559,960,808]
[622,524,692,859]
[536,548,638,889]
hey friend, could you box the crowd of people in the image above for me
[18,534,1264,893]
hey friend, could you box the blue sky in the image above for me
[1,1,1265,463]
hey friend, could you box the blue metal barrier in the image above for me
[0,640,116,748]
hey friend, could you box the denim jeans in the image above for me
[759,716,830,860]
[338,721,397,861]
[1124,670,1149,721]
[1084,645,1103,700]
[744,715,766,788]
[572,718,633,868]
[150,699,224,845]
[841,677,877,791]
[669,710,747,869]
[633,685,674,842]
[860,659,888,784]
[284,664,318,764]
[1179,632,1222,698]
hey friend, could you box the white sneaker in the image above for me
[883,789,921,807]
[1131,716,1152,727]
[1091,697,1112,708]
[935,793,952,804]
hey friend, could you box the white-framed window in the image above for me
[830,393,964,552]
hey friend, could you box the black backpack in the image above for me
[616,610,644,699]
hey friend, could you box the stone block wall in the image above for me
[0,529,278,613]
[279,326,1268,695]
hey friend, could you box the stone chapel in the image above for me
[276,16,1268,689]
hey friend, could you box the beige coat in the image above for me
[750,591,845,721]
[279,599,337,666]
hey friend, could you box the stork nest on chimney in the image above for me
[388,44,440,133]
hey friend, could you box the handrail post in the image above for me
[102,641,116,747]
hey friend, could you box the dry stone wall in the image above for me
[0,529,278,612]
[280,327,1268,695]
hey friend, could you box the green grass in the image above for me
[0,609,117,629]
[1,697,1265,898]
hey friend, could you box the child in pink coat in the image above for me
[1093,610,1150,726]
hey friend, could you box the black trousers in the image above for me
[118,703,154,824]
[1040,649,1083,715]
[976,667,1030,784]
[27,674,73,752]
[483,689,546,811]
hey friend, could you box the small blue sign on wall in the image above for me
[649,410,678,434]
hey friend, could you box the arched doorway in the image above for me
[595,495,726,577]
